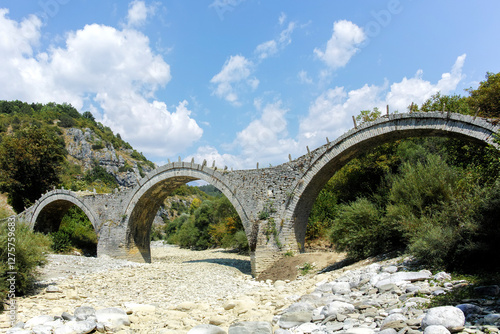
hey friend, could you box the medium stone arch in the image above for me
[30,190,99,234]
[285,112,499,248]
[123,162,250,263]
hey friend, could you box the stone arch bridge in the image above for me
[12,112,500,276]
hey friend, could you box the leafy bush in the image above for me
[330,197,403,260]
[49,206,97,255]
[0,219,51,310]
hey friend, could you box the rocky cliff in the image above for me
[63,127,155,188]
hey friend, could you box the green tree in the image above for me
[0,126,66,212]
[356,107,381,124]
[466,72,500,118]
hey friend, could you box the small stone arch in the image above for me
[285,112,500,249]
[123,162,251,263]
[30,190,99,234]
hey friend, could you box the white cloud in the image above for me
[314,20,366,70]
[300,55,467,149]
[0,9,203,159]
[126,0,156,27]
[298,70,313,84]
[193,55,467,169]
[255,21,296,60]
[255,40,278,59]
[190,99,299,169]
[386,54,466,111]
[210,55,258,105]
[299,84,385,148]
[279,12,287,25]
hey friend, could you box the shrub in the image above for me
[49,206,97,255]
[0,219,51,310]
[50,230,72,253]
[330,197,403,260]
[176,220,199,249]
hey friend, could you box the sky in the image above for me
[1,1,499,170]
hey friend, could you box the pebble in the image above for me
[2,243,500,333]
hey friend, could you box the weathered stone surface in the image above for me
[421,306,465,330]
[95,308,130,329]
[455,304,482,317]
[423,325,451,334]
[278,311,312,329]
[228,321,272,334]
[25,315,54,328]
[74,306,95,321]
[187,324,226,334]
[321,301,355,318]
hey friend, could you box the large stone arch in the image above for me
[285,112,500,248]
[30,190,99,234]
[122,162,250,263]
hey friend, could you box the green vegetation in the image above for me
[154,186,249,253]
[0,100,154,259]
[0,126,66,212]
[49,206,97,256]
[0,219,51,310]
[307,72,500,274]
[0,100,154,211]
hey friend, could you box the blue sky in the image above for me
[1,1,499,169]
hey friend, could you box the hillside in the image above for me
[0,100,156,214]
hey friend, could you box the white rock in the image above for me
[345,328,375,334]
[433,272,451,281]
[423,325,451,334]
[95,308,130,329]
[421,306,465,330]
[188,324,226,334]
[295,322,320,333]
[332,282,351,295]
[123,302,156,314]
[321,301,355,317]
[31,325,53,334]
[25,315,55,328]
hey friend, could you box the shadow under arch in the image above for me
[286,113,499,249]
[31,191,99,234]
[123,163,251,263]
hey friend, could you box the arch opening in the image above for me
[34,200,98,256]
[296,133,498,259]
[125,170,251,264]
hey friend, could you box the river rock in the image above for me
[25,315,54,328]
[187,324,226,334]
[228,321,272,334]
[421,306,465,330]
[321,301,355,318]
[95,307,130,329]
[74,306,96,321]
[423,325,451,334]
[278,311,312,329]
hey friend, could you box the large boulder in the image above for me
[421,306,465,330]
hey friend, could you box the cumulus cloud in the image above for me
[126,0,157,27]
[193,55,467,169]
[386,54,467,111]
[210,55,258,105]
[314,20,366,70]
[0,7,203,160]
[190,99,299,169]
[300,55,467,149]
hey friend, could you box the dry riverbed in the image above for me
[1,242,348,333]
